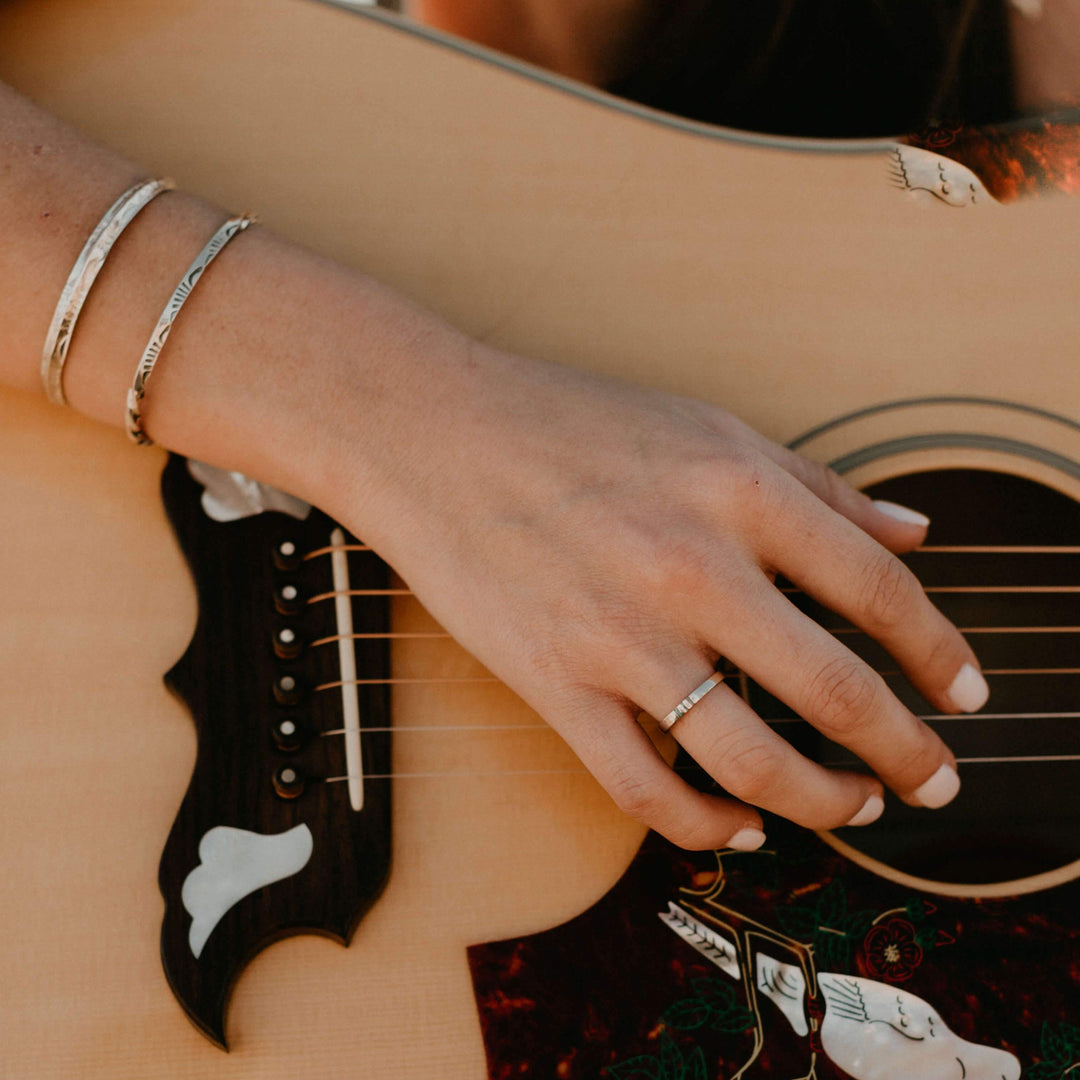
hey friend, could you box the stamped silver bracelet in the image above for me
[125,215,252,446]
[41,177,174,407]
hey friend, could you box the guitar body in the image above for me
[0,2,1078,1076]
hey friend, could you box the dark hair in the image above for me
[608,0,1015,139]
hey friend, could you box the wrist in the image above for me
[63,187,470,546]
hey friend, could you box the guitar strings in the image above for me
[834,625,1080,634]
[308,589,413,601]
[311,631,452,645]
[307,658,1080,678]
[319,753,1080,784]
[916,545,1080,553]
[306,589,1080,604]
[297,543,1080,647]
[303,542,372,558]
[303,544,1080,559]
[781,586,1080,594]
[308,710,1080,784]
[299,542,1080,609]
[286,541,1080,781]
[307,712,1080,778]
[315,676,501,690]
[315,711,1080,736]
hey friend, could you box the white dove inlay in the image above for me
[182,824,314,958]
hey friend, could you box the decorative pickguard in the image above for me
[467,823,1069,1079]
[158,454,393,1048]
[468,458,1080,1080]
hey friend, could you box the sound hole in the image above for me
[765,468,1080,887]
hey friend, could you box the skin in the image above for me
[0,61,983,851]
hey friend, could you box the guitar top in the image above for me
[1,0,1078,1077]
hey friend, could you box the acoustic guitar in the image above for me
[0,2,1078,1077]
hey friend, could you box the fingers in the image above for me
[758,480,987,718]
[776,450,931,554]
[625,659,885,830]
[712,415,931,554]
[708,575,961,809]
[554,692,766,850]
[550,452,974,840]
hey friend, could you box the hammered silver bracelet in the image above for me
[125,214,252,446]
[41,177,174,407]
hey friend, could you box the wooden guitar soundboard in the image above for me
[1,2,1078,1076]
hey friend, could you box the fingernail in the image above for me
[728,828,767,851]
[912,763,961,809]
[845,793,885,827]
[947,662,990,713]
[872,499,931,527]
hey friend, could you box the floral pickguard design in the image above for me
[467,817,1079,1079]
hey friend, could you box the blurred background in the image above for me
[364,1,1080,198]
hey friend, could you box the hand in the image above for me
[0,83,982,851]
[317,339,986,851]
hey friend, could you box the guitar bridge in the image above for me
[157,454,393,1048]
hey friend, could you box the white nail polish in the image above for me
[728,828,766,851]
[872,500,931,527]
[912,764,961,809]
[947,662,990,713]
[845,793,885,827]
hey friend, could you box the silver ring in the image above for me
[658,675,723,732]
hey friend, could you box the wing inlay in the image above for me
[182,824,314,958]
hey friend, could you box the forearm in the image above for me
[0,78,466,525]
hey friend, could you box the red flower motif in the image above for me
[863,917,924,983]
[911,123,965,150]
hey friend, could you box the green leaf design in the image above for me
[905,897,932,923]
[816,881,849,930]
[1041,1022,1074,1067]
[691,977,737,1007]
[778,881,876,972]
[776,903,819,941]
[607,1055,662,1080]
[815,931,852,973]
[1023,1062,1065,1080]
[686,1046,709,1080]
[662,998,711,1031]
[843,910,876,938]
[914,923,939,949]
[658,1031,685,1080]
[710,1004,756,1033]
[1063,1022,1080,1056]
